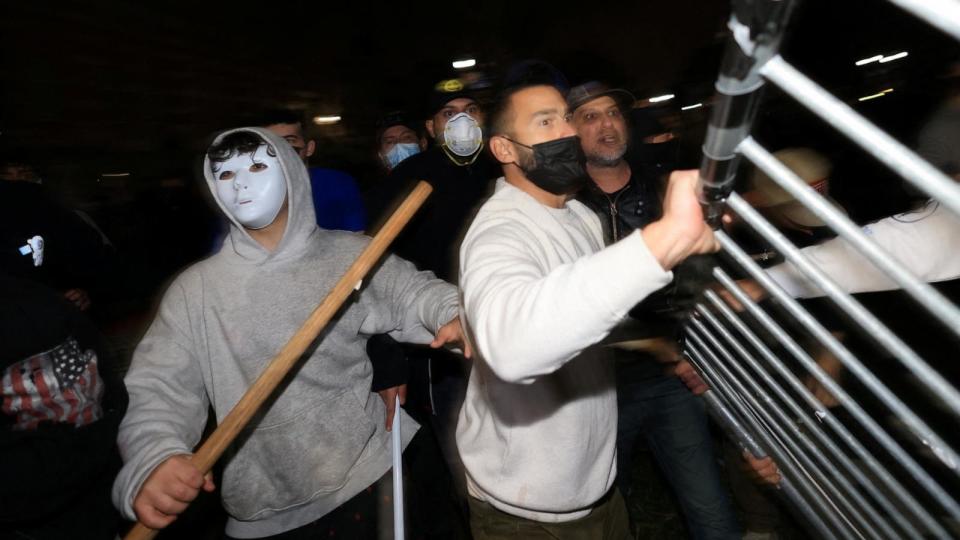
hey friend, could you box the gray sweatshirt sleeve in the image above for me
[111,279,209,521]
[358,253,459,344]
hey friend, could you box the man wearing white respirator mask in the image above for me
[364,85,499,518]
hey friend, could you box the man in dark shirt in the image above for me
[365,86,498,538]
[368,89,498,280]
[570,81,740,539]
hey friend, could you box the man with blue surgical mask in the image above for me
[368,88,496,278]
[376,111,426,172]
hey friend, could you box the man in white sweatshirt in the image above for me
[456,79,719,538]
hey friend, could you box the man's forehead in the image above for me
[575,95,619,115]
[515,86,568,116]
[440,97,478,111]
[265,122,304,140]
[382,124,416,139]
[214,144,272,167]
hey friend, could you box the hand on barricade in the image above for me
[742,450,782,486]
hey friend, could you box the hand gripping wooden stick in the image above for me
[125,181,433,540]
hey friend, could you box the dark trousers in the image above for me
[467,489,631,540]
[617,363,741,539]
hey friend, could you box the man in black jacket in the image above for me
[570,81,740,539]
[365,86,498,539]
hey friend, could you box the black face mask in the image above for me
[507,135,589,195]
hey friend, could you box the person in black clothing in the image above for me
[569,81,741,539]
[368,89,497,280]
[365,87,497,539]
[0,166,111,312]
[0,273,127,539]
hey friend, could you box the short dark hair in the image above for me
[251,108,306,128]
[376,110,420,144]
[487,60,569,138]
[207,131,276,170]
[488,83,566,138]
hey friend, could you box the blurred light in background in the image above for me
[313,115,342,125]
[858,88,894,101]
[856,51,909,65]
[879,51,909,63]
[681,102,703,110]
[855,54,884,66]
[648,94,675,103]
[452,58,477,69]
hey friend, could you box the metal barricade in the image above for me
[692,0,960,537]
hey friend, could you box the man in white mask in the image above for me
[112,128,470,539]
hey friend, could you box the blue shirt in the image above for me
[309,167,366,231]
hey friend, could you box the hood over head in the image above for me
[203,127,317,262]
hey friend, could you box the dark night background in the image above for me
[2,2,958,537]
[0,0,956,298]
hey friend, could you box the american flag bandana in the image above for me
[1,337,104,430]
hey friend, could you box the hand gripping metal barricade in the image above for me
[691,0,960,538]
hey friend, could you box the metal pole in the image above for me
[686,348,837,538]
[699,0,799,226]
[761,56,960,219]
[723,194,960,461]
[711,264,957,535]
[738,136,960,341]
[687,316,894,539]
[885,0,960,43]
[699,291,924,538]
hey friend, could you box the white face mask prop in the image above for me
[442,112,483,157]
[213,144,287,229]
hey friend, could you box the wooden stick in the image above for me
[125,181,433,540]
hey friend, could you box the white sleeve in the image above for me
[765,204,960,298]
[460,227,672,383]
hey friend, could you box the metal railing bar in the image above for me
[711,259,960,530]
[760,56,960,219]
[726,193,960,439]
[738,136,960,341]
[686,344,844,540]
[692,307,906,538]
[687,322,885,539]
[701,289,927,538]
[885,0,960,42]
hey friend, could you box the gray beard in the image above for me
[586,154,625,168]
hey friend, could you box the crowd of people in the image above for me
[1,57,957,540]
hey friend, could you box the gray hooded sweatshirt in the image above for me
[112,127,458,538]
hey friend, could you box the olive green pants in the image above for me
[467,489,631,540]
